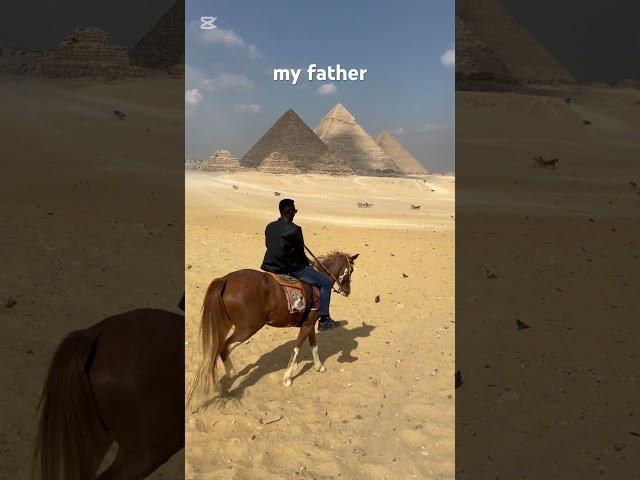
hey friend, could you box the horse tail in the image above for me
[34,331,105,480]
[187,278,232,406]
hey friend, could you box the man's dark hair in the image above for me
[279,198,296,215]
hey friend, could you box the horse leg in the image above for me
[308,329,326,373]
[283,323,315,387]
[219,327,257,383]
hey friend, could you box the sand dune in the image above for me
[0,74,184,479]
[456,84,640,478]
[186,172,455,479]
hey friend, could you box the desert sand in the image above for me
[0,73,184,478]
[456,84,640,478]
[185,171,455,479]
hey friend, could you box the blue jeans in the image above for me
[290,266,331,317]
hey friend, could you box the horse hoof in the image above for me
[283,379,292,387]
[316,365,326,373]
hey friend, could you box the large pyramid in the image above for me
[241,109,352,174]
[455,15,514,82]
[457,0,574,84]
[130,0,184,69]
[376,132,428,175]
[314,104,399,174]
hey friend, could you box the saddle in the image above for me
[268,273,320,325]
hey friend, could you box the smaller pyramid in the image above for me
[130,0,184,69]
[32,28,143,80]
[315,104,399,174]
[200,150,240,172]
[376,132,427,175]
[310,150,354,176]
[257,152,302,174]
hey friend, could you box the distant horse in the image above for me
[35,309,184,480]
[410,204,421,210]
[187,252,359,404]
[533,156,559,169]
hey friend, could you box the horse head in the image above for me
[317,252,360,296]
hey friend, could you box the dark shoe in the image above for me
[318,316,341,331]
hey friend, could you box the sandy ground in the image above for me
[0,74,184,478]
[456,85,640,478]
[185,171,455,479]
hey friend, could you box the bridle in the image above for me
[304,246,351,297]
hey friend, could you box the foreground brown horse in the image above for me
[35,309,184,480]
[188,252,359,404]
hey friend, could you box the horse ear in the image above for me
[350,253,360,262]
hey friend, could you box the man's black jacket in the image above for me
[260,217,310,274]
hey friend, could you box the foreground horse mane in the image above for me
[320,251,350,261]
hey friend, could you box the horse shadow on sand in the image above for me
[203,322,375,409]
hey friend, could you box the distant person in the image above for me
[260,199,340,331]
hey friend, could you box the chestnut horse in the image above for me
[34,308,184,480]
[188,252,359,404]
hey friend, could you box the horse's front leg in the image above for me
[308,329,326,373]
[283,323,314,387]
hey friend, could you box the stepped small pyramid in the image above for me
[32,28,143,80]
[130,0,184,69]
[241,109,352,174]
[200,150,240,172]
[257,152,302,174]
[457,0,574,84]
[314,104,399,174]
[376,132,427,175]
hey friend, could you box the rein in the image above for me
[304,245,350,296]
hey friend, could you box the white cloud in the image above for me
[185,88,204,107]
[316,83,338,96]
[195,24,262,60]
[201,28,245,48]
[440,48,455,67]
[393,128,405,136]
[233,104,261,114]
[203,73,255,92]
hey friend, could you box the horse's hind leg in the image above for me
[220,326,258,381]
[283,322,315,387]
[308,329,326,373]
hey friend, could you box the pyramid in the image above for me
[257,152,302,174]
[32,28,143,80]
[241,109,351,173]
[200,150,240,172]
[457,0,574,84]
[455,15,514,82]
[130,0,184,69]
[314,104,399,174]
[310,150,354,176]
[376,132,428,175]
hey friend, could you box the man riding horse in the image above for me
[261,198,341,331]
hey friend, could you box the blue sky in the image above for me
[186,0,454,172]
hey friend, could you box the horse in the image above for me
[187,252,359,405]
[34,308,184,480]
[533,156,559,169]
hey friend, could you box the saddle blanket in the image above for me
[268,273,320,314]
[284,285,320,314]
